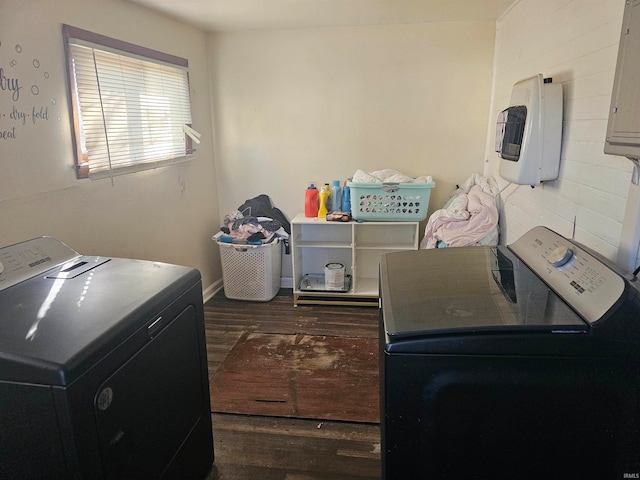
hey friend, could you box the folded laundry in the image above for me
[351,168,433,184]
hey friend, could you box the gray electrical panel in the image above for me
[605,0,640,159]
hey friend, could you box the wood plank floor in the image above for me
[204,289,381,480]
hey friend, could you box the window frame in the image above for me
[62,24,195,180]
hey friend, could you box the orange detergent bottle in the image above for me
[305,183,319,217]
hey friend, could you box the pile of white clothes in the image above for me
[420,174,500,249]
[351,168,433,184]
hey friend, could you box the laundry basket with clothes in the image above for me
[213,195,290,301]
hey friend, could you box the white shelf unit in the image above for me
[291,213,419,306]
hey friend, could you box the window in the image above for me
[63,25,199,180]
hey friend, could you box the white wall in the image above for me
[485,0,631,264]
[208,22,496,222]
[0,0,222,292]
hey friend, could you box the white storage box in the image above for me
[218,240,282,301]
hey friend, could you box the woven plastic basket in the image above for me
[218,240,282,301]
[347,181,435,221]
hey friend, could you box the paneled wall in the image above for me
[484,0,631,264]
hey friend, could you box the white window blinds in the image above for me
[63,25,196,180]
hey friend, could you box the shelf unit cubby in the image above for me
[291,213,419,306]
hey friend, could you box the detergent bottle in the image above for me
[330,180,342,212]
[318,186,329,218]
[305,183,319,217]
[341,181,351,214]
[323,183,331,211]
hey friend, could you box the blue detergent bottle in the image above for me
[331,180,341,212]
[341,181,351,214]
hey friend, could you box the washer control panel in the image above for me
[0,237,80,292]
[509,226,626,324]
[547,245,575,267]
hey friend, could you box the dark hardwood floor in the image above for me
[204,289,381,480]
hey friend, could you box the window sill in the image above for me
[87,154,196,181]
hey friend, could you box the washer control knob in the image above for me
[548,246,574,267]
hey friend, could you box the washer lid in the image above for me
[0,242,199,386]
[380,245,588,343]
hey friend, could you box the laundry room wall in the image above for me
[207,22,496,232]
[484,0,631,263]
[0,0,222,295]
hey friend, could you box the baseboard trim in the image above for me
[203,279,223,303]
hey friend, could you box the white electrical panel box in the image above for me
[496,74,563,186]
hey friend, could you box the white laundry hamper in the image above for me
[217,239,282,301]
